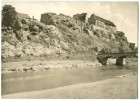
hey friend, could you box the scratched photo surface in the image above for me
[1,1,138,99]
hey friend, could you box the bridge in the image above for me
[97,52,138,65]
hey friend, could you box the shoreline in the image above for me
[1,60,102,74]
[2,57,138,74]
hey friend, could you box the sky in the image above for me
[2,1,138,46]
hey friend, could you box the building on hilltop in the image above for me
[40,12,86,27]
[17,12,30,19]
[40,12,86,33]
[73,13,90,24]
[88,14,117,33]
[40,12,57,25]
[59,13,71,19]
[40,12,117,35]
[73,13,117,33]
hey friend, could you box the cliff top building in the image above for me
[88,14,117,33]
[73,13,117,33]
[40,12,57,25]
[73,13,89,23]
[40,12,117,34]
[88,14,115,27]
[17,12,30,19]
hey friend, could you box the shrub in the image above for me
[2,5,17,27]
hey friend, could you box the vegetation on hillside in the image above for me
[1,5,134,60]
[2,5,17,27]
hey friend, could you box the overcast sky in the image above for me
[2,1,138,46]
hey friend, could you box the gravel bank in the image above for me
[1,60,102,73]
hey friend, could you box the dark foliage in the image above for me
[2,5,17,27]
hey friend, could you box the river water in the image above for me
[1,64,137,95]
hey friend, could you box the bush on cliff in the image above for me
[116,31,125,37]
[118,41,132,53]
[2,5,17,27]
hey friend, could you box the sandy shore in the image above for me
[2,74,137,99]
[1,60,102,73]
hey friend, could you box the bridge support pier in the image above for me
[116,57,125,66]
[101,58,108,65]
[97,57,108,65]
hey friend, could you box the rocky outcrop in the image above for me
[1,12,133,59]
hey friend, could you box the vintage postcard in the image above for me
[1,1,138,99]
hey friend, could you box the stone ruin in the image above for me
[40,12,117,40]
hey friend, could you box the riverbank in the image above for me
[1,60,102,73]
[2,57,138,73]
[2,74,137,99]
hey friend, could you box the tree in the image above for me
[134,47,138,52]
[2,5,17,27]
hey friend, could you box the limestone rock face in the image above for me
[23,43,44,56]
[2,12,133,59]
[94,29,105,38]
[2,41,16,58]
[110,33,115,39]
[46,25,62,38]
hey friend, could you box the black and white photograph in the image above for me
[1,1,138,99]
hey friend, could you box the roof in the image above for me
[59,13,71,18]
[17,13,30,19]
[41,12,57,16]
[73,13,87,22]
[93,14,116,27]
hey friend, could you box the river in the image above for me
[1,64,137,95]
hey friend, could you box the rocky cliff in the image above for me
[2,12,133,61]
